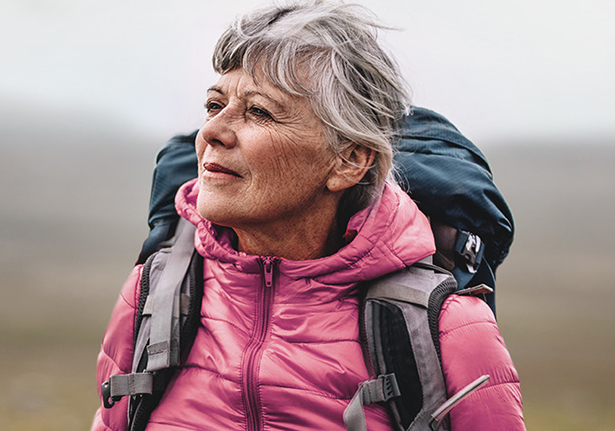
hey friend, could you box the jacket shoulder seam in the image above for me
[439,319,498,338]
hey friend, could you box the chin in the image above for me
[197,192,235,228]
[196,191,217,221]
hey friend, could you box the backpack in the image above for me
[136,107,513,315]
[102,217,491,431]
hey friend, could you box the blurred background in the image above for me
[1,0,614,430]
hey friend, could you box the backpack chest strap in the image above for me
[102,373,154,408]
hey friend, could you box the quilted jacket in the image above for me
[92,179,524,430]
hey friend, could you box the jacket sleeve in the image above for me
[438,295,525,431]
[91,265,143,431]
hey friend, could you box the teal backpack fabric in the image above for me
[394,108,514,311]
[136,107,513,314]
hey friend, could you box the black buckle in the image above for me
[101,380,123,409]
[102,381,115,408]
[379,373,401,401]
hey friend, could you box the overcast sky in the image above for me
[1,0,614,146]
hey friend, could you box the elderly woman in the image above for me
[93,2,524,431]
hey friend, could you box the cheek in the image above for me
[241,131,299,186]
[265,130,332,175]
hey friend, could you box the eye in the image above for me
[248,106,273,121]
[205,100,223,116]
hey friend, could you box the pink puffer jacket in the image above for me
[92,179,524,431]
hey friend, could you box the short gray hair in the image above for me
[212,1,410,214]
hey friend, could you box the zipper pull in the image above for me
[262,257,275,288]
[429,374,490,430]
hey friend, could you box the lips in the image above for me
[203,162,241,178]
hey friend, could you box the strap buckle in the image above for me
[359,373,401,405]
[378,373,401,402]
[101,381,119,409]
[457,231,483,274]
[343,373,402,431]
[101,373,155,409]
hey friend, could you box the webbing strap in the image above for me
[143,293,191,316]
[365,281,430,307]
[109,373,154,398]
[343,374,401,431]
[146,218,196,371]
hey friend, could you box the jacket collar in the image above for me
[175,178,435,285]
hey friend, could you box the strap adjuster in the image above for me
[101,373,155,409]
[360,373,401,404]
[343,373,401,430]
[455,231,484,274]
[101,380,119,409]
[379,373,401,402]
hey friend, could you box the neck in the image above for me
[233,205,343,261]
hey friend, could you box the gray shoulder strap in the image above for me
[102,218,198,407]
[145,217,197,371]
[344,260,455,431]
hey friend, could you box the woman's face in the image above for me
[195,68,339,234]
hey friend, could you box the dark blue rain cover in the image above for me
[394,108,514,312]
[137,131,198,263]
[136,107,513,313]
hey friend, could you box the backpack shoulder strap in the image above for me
[144,217,196,371]
[344,259,456,431]
[101,218,203,431]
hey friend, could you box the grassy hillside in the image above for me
[1,115,614,430]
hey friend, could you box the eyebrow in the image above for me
[207,86,224,95]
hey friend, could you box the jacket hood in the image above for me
[176,179,435,286]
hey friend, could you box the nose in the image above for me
[197,108,238,149]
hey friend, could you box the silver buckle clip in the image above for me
[460,232,482,274]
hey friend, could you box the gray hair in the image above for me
[212,1,410,214]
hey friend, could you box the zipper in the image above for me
[243,256,276,431]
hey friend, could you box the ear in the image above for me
[326,144,376,193]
